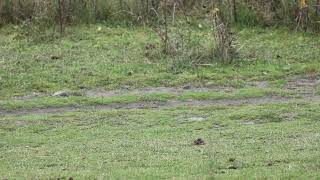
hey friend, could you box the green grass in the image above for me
[1,22,320,179]
[0,25,319,99]
[0,102,320,179]
[0,87,283,111]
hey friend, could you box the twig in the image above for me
[172,2,177,24]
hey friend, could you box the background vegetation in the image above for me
[1,0,320,29]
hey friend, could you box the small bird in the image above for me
[194,138,205,145]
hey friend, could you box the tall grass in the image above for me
[0,0,114,25]
[1,0,319,31]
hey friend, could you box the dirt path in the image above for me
[1,76,319,116]
[8,75,319,100]
[1,96,320,116]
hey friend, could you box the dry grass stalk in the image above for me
[211,8,237,64]
[296,1,310,32]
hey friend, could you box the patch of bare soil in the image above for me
[1,85,234,102]
[241,112,299,125]
[246,81,269,88]
[12,92,44,100]
[0,96,304,116]
[85,86,234,98]
[1,76,320,116]
[176,114,207,124]
[284,75,320,97]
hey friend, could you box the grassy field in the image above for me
[0,24,319,99]
[0,23,320,179]
[1,102,320,179]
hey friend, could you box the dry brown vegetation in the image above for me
[0,0,319,29]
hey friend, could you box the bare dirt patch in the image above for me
[7,75,319,101]
[1,76,320,116]
[0,85,235,103]
[246,81,269,89]
[284,75,320,97]
[241,112,299,125]
[85,86,234,98]
[12,92,44,100]
[176,114,207,124]
[0,96,304,116]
